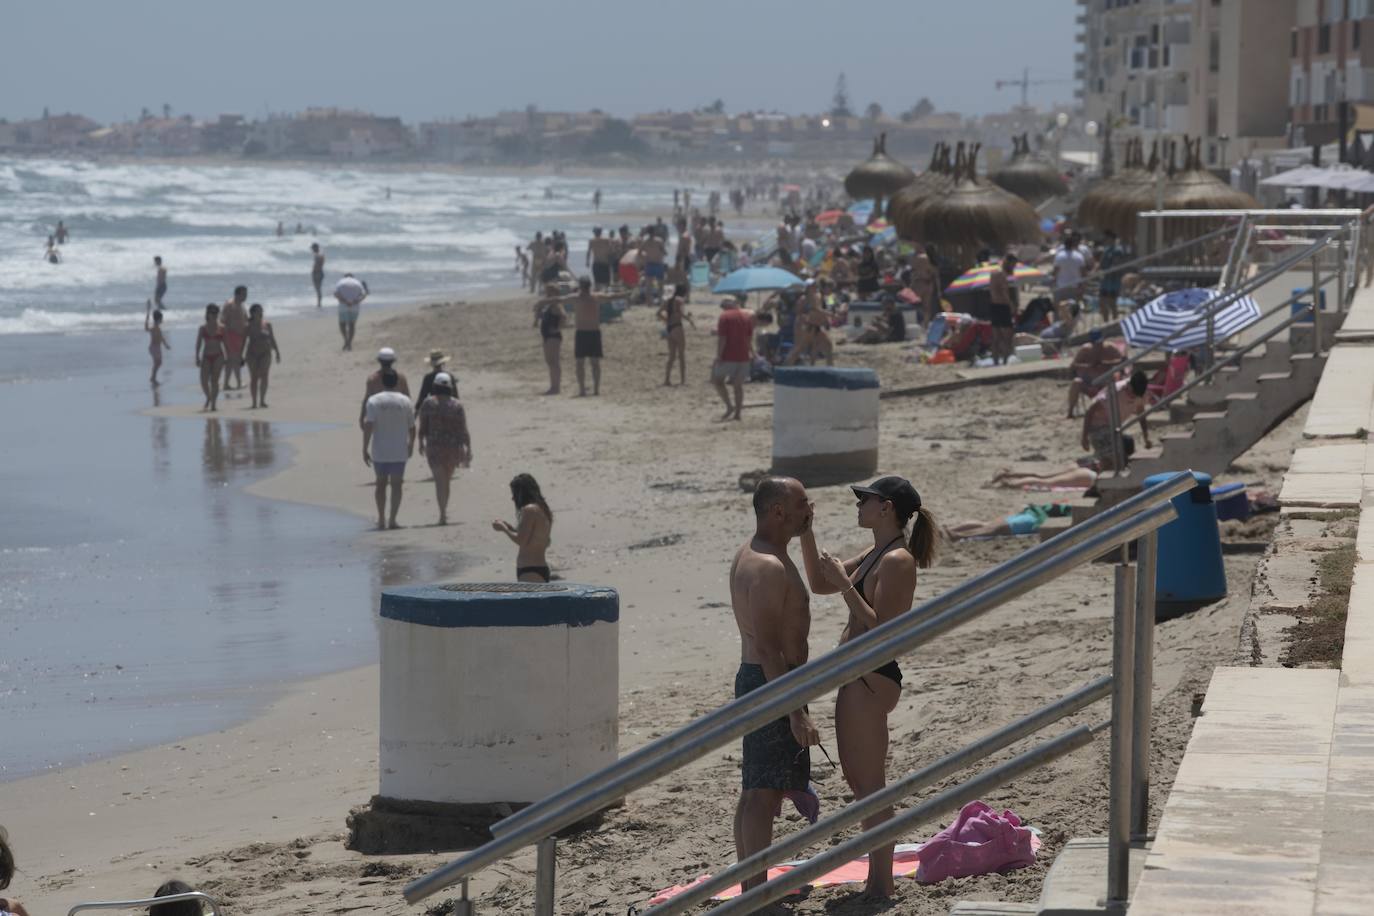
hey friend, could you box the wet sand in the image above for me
[0,289,1307,915]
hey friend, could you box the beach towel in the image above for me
[646,803,1040,904]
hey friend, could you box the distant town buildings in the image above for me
[1290,0,1374,146]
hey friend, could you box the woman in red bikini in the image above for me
[194,303,225,411]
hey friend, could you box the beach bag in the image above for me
[914,801,1036,884]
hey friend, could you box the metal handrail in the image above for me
[712,721,1110,915]
[1088,228,1341,393]
[69,893,221,916]
[1081,223,1238,283]
[404,477,1189,906]
[1118,274,1335,434]
[645,676,1113,915]
[489,472,1193,844]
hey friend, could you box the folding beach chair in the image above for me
[689,260,710,288]
[68,891,222,916]
[923,314,948,350]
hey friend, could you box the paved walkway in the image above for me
[1128,285,1374,915]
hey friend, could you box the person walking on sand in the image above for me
[533,283,568,395]
[145,300,170,385]
[243,303,281,409]
[220,285,249,391]
[417,372,470,526]
[801,475,937,900]
[415,349,455,408]
[713,297,755,421]
[569,276,619,397]
[362,369,415,530]
[194,303,225,412]
[492,473,554,582]
[310,243,325,308]
[658,283,696,386]
[335,273,368,352]
[587,227,614,290]
[152,256,167,308]
[730,477,822,891]
[359,347,411,428]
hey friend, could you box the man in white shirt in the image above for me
[335,273,369,352]
[362,369,415,530]
[1051,232,1090,323]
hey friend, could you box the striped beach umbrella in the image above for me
[944,263,1047,293]
[1120,287,1261,351]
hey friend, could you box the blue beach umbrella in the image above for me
[712,267,805,294]
[1120,287,1261,350]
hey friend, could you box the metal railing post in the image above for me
[535,837,556,916]
[454,879,473,916]
[1311,251,1323,355]
[1107,563,1138,907]
[1221,214,1249,288]
[1130,531,1158,842]
[1106,377,1126,475]
[1337,229,1348,312]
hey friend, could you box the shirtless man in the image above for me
[153,256,167,307]
[730,477,821,891]
[311,243,326,308]
[988,253,1018,366]
[568,276,619,397]
[1066,329,1123,418]
[528,232,547,293]
[220,285,249,391]
[640,231,668,302]
[587,227,614,289]
[1082,369,1151,470]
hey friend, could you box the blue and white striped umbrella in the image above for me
[1120,287,1260,351]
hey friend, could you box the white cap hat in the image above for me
[377,347,396,363]
[434,372,453,388]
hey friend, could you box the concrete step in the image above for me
[1224,391,1259,403]
[1189,410,1228,422]
[1037,836,1149,915]
[1256,371,1292,383]
[949,903,1037,916]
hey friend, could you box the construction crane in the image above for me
[995,68,1076,108]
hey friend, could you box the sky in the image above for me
[2,1,1078,124]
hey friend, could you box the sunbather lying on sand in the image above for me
[944,503,1071,541]
[987,464,1099,491]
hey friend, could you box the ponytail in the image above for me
[907,505,939,569]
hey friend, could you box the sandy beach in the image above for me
[0,284,1306,915]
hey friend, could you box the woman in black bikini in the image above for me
[656,282,696,386]
[492,473,553,583]
[533,282,568,394]
[800,475,938,900]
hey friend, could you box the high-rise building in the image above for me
[1190,0,1295,164]
[1078,0,1195,136]
[1289,0,1374,146]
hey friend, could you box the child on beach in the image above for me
[145,300,171,385]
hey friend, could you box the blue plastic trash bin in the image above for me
[1291,287,1327,324]
[1142,471,1227,605]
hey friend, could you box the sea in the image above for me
[0,157,680,779]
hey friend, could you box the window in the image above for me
[1356,21,1362,49]
[1209,31,1220,72]
[1320,23,1332,53]
[1207,97,1219,135]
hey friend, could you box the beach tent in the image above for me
[1120,287,1260,350]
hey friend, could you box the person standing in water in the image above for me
[194,303,225,411]
[220,285,249,392]
[152,256,167,308]
[800,475,936,901]
[492,473,553,582]
[310,243,326,308]
[144,300,170,385]
[55,220,69,244]
[417,372,470,526]
[657,282,696,386]
[243,303,281,409]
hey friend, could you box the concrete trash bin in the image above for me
[347,581,618,853]
[1142,471,1227,608]
[771,366,879,485]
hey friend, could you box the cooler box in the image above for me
[1291,287,1328,324]
[1143,471,1227,606]
[1210,481,1249,522]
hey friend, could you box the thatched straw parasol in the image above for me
[901,143,1042,264]
[1163,137,1258,212]
[1079,138,1160,240]
[844,132,917,214]
[886,142,956,239]
[990,133,1070,206]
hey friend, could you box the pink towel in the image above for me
[913,800,1037,884]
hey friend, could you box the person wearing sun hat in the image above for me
[417,371,470,526]
[358,347,410,429]
[415,348,456,408]
[799,474,938,899]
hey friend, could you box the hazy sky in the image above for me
[4,1,1078,124]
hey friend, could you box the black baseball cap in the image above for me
[851,476,921,518]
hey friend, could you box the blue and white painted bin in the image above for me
[378,582,619,805]
[772,367,880,485]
